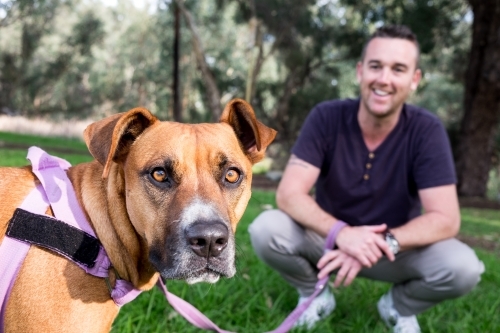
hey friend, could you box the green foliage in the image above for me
[339,0,470,53]
[0,0,476,168]
[0,0,108,117]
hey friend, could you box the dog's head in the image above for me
[84,99,276,284]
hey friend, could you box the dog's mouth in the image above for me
[183,267,223,284]
[157,264,229,284]
[150,249,236,284]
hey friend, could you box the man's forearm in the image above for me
[276,191,338,238]
[276,155,341,237]
[392,184,461,251]
[391,211,460,251]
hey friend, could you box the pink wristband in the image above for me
[325,220,348,250]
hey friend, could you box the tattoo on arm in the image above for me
[288,156,310,169]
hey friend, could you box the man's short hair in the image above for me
[361,25,421,68]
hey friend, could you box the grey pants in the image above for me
[248,209,484,316]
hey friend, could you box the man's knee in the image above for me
[248,209,298,261]
[430,241,484,297]
[446,253,483,297]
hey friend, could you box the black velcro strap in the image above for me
[6,208,101,268]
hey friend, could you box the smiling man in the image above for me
[249,25,484,333]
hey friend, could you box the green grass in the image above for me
[461,208,500,238]
[0,132,498,332]
[0,131,89,153]
[109,193,500,333]
[0,131,92,166]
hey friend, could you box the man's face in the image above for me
[356,37,421,119]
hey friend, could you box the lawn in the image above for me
[109,198,500,333]
[0,131,93,166]
[1,131,499,333]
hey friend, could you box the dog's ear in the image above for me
[220,99,277,164]
[84,108,158,178]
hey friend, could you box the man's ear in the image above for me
[83,108,158,178]
[410,68,422,91]
[220,99,277,164]
[356,61,363,84]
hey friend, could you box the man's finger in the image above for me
[342,260,362,286]
[317,250,340,269]
[318,256,343,279]
[351,251,370,267]
[364,250,378,267]
[333,263,350,287]
[369,243,383,261]
[364,224,387,233]
[375,237,395,261]
[358,253,374,268]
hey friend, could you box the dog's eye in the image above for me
[151,168,168,182]
[225,168,241,184]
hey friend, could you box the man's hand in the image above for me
[335,224,395,267]
[317,250,362,287]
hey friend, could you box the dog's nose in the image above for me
[185,221,229,258]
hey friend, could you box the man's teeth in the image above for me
[374,89,389,96]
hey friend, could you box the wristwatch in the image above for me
[384,230,400,255]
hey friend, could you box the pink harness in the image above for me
[0,147,343,333]
[0,147,142,331]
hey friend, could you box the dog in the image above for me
[0,99,276,333]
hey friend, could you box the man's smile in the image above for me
[373,89,391,97]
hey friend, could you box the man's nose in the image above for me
[376,67,391,84]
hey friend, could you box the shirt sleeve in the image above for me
[291,104,333,169]
[412,117,457,189]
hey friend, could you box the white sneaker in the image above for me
[377,290,421,333]
[293,288,336,329]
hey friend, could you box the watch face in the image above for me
[385,233,400,254]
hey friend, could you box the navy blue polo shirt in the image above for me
[292,98,456,228]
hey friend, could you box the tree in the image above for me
[0,0,63,113]
[232,0,349,165]
[172,1,182,122]
[0,0,104,117]
[455,0,500,197]
[174,0,222,121]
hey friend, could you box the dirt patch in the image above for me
[459,197,500,210]
[457,234,500,253]
[251,174,279,190]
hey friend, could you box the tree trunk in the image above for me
[245,17,263,103]
[174,0,221,121]
[456,0,500,197]
[172,2,182,122]
[0,53,18,113]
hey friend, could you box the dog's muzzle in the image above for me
[151,218,236,284]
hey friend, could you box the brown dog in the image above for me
[0,99,276,333]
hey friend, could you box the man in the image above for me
[248,25,484,333]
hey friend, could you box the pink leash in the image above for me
[0,147,346,333]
